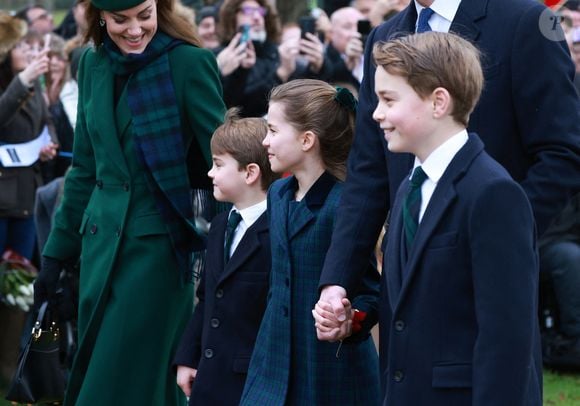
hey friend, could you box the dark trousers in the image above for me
[540,240,580,337]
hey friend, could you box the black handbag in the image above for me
[5,301,66,404]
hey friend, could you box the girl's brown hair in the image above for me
[85,0,201,47]
[218,0,281,44]
[269,79,356,181]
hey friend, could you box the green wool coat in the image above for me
[43,43,225,405]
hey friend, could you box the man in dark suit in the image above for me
[317,0,579,348]
[173,110,278,405]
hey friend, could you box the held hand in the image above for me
[319,285,349,321]
[300,32,325,73]
[176,366,197,397]
[18,49,49,87]
[33,256,63,308]
[312,298,353,342]
[39,142,58,161]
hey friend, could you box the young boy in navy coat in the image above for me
[173,108,278,405]
[371,32,541,405]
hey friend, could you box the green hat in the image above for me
[91,0,147,11]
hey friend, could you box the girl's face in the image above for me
[10,41,31,73]
[101,0,157,55]
[263,101,305,174]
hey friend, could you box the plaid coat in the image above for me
[241,172,381,405]
[43,44,225,405]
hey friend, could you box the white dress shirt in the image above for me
[227,199,267,257]
[412,129,468,222]
[414,0,462,33]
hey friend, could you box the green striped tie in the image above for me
[224,210,242,263]
[403,166,428,252]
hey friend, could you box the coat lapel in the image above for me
[219,213,268,284]
[115,86,132,140]
[395,134,485,308]
[450,0,488,42]
[91,60,129,177]
[385,181,407,307]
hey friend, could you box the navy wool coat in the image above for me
[174,211,271,406]
[241,172,381,406]
[382,134,541,405]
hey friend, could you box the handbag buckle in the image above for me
[32,321,42,341]
[31,321,59,341]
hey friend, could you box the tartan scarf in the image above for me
[103,32,204,283]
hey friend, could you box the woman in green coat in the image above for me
[33,0,225,404]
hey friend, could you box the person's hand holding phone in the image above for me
[18,41,50,88]
[299,32,325,73]
[216,32,251,76]
[344,32,364,71]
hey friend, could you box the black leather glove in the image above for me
[33,256,63,308]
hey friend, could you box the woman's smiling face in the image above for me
[100,0,158,55]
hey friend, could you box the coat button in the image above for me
[393,370,404,382]
[90,224,98,234]
[215,289,224,299]
[96,180,103,189]
[210,318,220,328]
[204,349,214,359]
[394,320,405,332]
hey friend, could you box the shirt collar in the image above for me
[232,199,267,228]
[413,129,468,183]
[414,0,462,25]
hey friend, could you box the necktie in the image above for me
[417,7,435,33]
[224,210,242,263]
[403,166,428,252]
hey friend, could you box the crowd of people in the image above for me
[0,0,579,405]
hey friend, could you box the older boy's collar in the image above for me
[414,0,461,27]
[413,129,468,184]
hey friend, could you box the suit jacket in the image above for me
[320,0,580,292]
[43,43,225,405]
[381,133,541,405]
[174,211,271,406]
[241,173,381,406]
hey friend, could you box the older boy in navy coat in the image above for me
[173,109,278,405]
[370,32,541,405]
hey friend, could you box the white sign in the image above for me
[0,127,51,167]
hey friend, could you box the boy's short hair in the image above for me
[211,108,278,191]
[373,32,484,126]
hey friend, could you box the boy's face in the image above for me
[207,153,248,203]
[372,66,435,158]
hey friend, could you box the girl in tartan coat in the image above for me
[240,79,381,405]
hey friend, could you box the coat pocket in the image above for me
[0,171,18,210]
[427,231,458,250]
[127,213,168,237]
[432,363,472,388]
